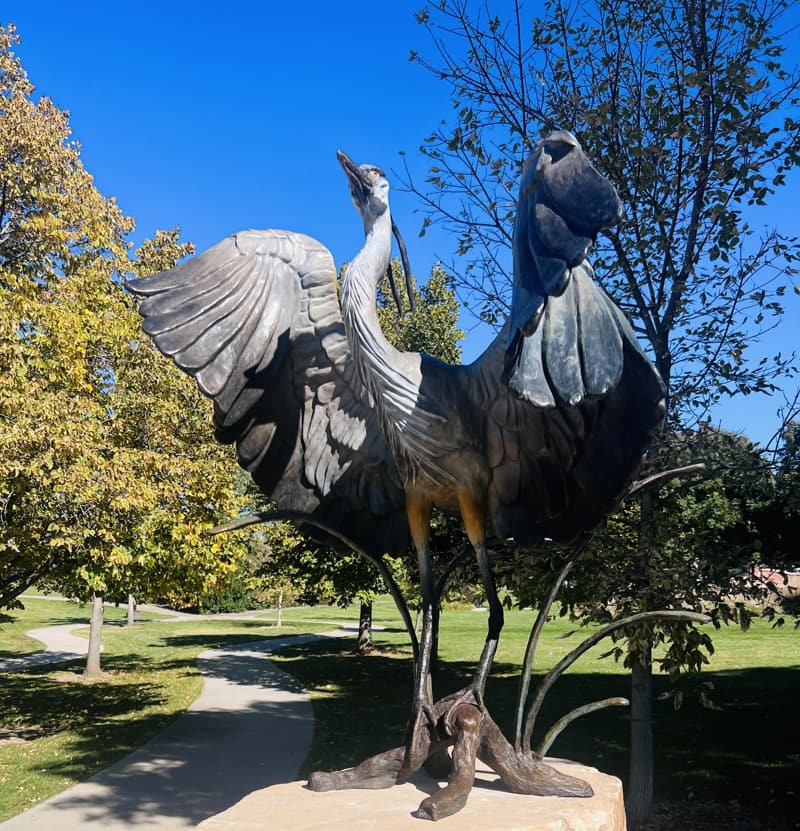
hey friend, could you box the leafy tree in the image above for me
[552,428,775,646]
[376,260,464,363]
[406,0,800,823]
[752,420,800,600]
[0,26,247,675]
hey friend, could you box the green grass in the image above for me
[0,597,173,657]
[0,597,797,824]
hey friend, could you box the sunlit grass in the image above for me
[1,598,131,657]
[276,597,800,822]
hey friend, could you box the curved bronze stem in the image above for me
[535,697,629,758]
[514,556,577,753]
[627,463,706,497]
[522,609,710,751]
[434,542,472,601]
[514,534,593,753]
[206,510,419,659]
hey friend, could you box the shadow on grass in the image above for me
[154,631,286,650]
[0,662,168,749]
[274,639,800,823]
[16,699,315,828]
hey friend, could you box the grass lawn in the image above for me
[1,597,127,657]
[0,595,797,826]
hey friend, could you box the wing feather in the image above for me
[128,229,409,556]
[542,275,584,405]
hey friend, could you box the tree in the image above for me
[406,0,800,823]
[752,419,800,598]
[0,26,247,677]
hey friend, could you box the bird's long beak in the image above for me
[337,150,370,203]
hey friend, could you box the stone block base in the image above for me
[198,760,626,830]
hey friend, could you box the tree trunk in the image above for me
[126,594,136,627]
[625,486,657,828]
[357,601,373,654]
[276,588,283,628]
[626,640,654,829]
[84,593,104,679]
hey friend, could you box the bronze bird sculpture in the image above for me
[129,130,665,815]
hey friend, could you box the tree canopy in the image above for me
[0,25,246,611]
[408,0,800,429]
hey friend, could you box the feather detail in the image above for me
[128,228,409,557]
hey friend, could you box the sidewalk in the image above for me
[0,631,344,830]
[0,624,92,672]
[0,603,274,674]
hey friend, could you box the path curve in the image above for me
[0,626,347,830]
[0,602,278,674]
[0,624,94,672]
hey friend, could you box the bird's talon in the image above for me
[398,706,437,781]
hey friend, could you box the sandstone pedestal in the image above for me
[198,760,626,831]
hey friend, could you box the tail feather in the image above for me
[505,263,631,407]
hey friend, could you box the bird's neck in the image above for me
[345,209,393,303]
[342,208,399,365]
[341,208,417,419]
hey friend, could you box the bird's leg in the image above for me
[471,540,504,704]
[444,491,504,727]
[399,493,437,781]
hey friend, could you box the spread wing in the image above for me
[470,131,665,545]
[128,229,409,556]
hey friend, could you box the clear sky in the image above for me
[6,1,799,447]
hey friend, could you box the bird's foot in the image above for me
[415,700,483,820]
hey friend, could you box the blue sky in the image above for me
[7,1,799,447]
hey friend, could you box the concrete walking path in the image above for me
[0,624,94,672]
[0,602,274,674]
[0,623,346,830]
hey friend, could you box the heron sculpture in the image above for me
[130,130,665,819]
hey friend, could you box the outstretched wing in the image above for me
[128,229,409,556]
[471,131,664,545]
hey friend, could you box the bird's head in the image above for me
[337,150,416,315]
[523,130,623,242]
[337,150,390,227]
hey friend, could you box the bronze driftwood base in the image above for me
[307,692,592,821]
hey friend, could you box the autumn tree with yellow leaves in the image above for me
[0,24,246,672]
